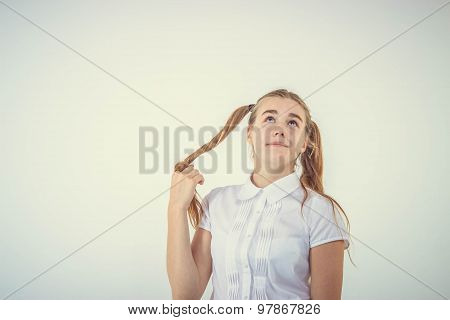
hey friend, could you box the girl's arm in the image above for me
[167,205,204,299]
[166,165,210,299]
[309,240,346,299]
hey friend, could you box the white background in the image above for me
[0,0,449,299]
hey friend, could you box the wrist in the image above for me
[168,202,188,213]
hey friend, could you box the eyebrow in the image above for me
[261,109,303,123]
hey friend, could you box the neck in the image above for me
[251,166,294,188]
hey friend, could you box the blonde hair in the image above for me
[174,88,355,266]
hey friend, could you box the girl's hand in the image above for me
[168,164,204,212]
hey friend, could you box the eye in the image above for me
[288,120,299,127]
[264,116,275,123]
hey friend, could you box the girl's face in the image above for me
[247,97,308,174]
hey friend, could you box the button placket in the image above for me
[251,199,282,300]
[240,193,267,300]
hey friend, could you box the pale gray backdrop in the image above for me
[0,0,449,299]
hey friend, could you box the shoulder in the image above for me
[300,188,337,220]
[303,187,332,206]
[202,184,241,203]
[290,186,329,206]
[200,184,241,220]
[300,189,349,237]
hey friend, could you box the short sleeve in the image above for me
[307,196,350,250]
[198,188,216,232]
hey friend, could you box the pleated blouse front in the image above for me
[198,171,350,300]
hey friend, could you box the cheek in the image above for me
[252,128,270,146]
[291,132,305,149]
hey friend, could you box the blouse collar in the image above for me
[238,171,301,204]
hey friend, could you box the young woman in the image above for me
[167,89,353,300]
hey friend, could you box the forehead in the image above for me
[256,96,306,119]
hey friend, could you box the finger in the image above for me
[193,174,204,185]
[189,171,201,181]
[188,172,201,181]
[182,164,194,174]
[192,173,204,182]
[187,169,199,178]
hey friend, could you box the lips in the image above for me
[266,142,288,147]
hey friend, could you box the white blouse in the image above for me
[198,171,350,300]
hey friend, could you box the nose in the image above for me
[272,126,285,137]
